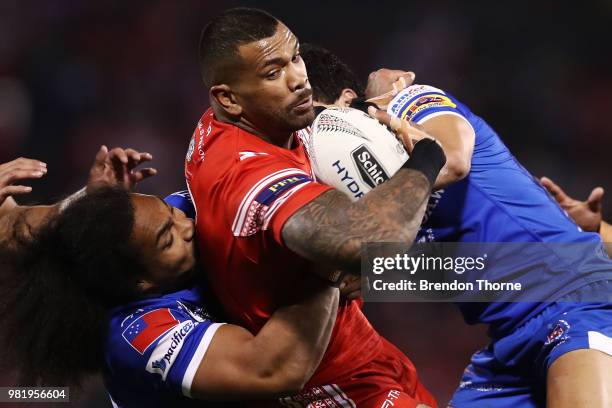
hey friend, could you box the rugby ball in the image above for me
[308,107,409,201]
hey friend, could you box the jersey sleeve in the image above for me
[387,84,471,126]
[164,190,196,219]
[109,304,225,398]
[222,155,332,244]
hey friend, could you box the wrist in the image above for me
[600,220,611,242]
[402,139,447,186]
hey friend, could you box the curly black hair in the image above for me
[301,43,365,104]
[0,187,148,386]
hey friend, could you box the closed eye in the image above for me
[156,199,176,249]
[163,233,174,250]
[267,70,281,80]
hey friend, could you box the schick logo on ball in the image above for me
[351,145,389,188]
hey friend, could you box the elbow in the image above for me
[445,156,471,182]
[279,361,313,394]
[277,374,308,396]
[257,366,309,397]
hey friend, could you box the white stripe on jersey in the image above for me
[232,168,309,236]
[181,323,225,398]
[108,394,120,408]
[323,384,356,408]
[588,331,612,357]
[330,384,357,408]
[414,110,475,133]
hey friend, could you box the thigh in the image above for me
[539,303,612,407]
[547,349,612,408]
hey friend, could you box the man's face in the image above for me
[130,194,196,289]
[232,23,314,138]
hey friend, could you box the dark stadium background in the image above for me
[1,1,610,406]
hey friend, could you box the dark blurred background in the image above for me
[1,0,610,406]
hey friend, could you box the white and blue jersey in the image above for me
[388,84,612,335]
[104,192,225,408]
[104,286,224,408]
[164,190,196,220]
[388,85,612,407]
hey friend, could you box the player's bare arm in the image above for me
[366,68,475,189]
[283,170,430,271]
[417,114,474,188]
[283,109,446,272]
[0,147,156,250]
[192,279,339,399]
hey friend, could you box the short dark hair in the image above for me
[0,187,147,386]
[199,7,279,88]
[301,43,365,104]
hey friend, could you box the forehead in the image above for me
[132,193,165,209]
[131,194,167,241]
[238,24,298,68]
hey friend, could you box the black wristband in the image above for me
[349,97,378,114]
[401,139,447,186]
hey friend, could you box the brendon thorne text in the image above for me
[372,279,522,292]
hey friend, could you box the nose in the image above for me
[287,59,308,92]
[179,217,195,242]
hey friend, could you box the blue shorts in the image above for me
[449,281,612,408]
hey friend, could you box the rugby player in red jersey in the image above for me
[186,8,446,408]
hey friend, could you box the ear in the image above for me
[210,84,243,117]
[336,88,358,107]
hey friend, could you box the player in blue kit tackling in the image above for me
[380,85,612,407]
[300,46,612,407]
[0,148,342,407]
[375,79,612,408]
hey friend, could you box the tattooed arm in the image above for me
[283,167,433,272]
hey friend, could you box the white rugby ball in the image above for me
[308,107,409,201]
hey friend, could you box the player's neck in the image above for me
[237,120,292,147]
[214,108,293,148]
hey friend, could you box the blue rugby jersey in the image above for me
[104,193,224,407]
[387,85,612,336]
[104,286,224,407]
[164,190,196,219]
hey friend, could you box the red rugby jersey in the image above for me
[185,108,383,386]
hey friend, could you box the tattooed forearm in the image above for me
[282,168,431,272]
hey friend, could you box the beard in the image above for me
[240,97,315,144]
[266,103,315,133]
